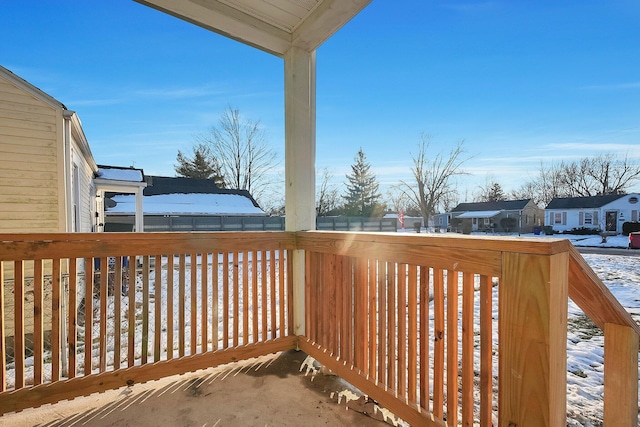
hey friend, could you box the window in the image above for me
[554,213,562,224]
[584,212,593,225]
[484,218,490,225]
[629,196,638,204]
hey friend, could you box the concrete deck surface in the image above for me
[1,350,399,427]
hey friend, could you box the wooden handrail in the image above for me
[1,231,638,425]
[567,245,640,336]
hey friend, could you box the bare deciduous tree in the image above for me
[385,187,419,216]
[398,134,469,228]
[517,153,640,207]
[316,167,340,216]
[197,106,279,203]
[474,175,506,202]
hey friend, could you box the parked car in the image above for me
[629,232,640,249]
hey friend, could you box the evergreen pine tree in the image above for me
[342,148,383,217]
[175,143,225,187]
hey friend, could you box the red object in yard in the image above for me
[629,232,640,249]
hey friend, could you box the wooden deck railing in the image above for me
[0,231,638,425]
[0,232,295,414]
[297,231,640,427]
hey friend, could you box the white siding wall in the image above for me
[71,145,97,232]
[0,77,61,232]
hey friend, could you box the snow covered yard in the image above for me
[565,253,640,426]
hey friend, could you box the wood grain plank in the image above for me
[14,260,24,388]
[191,252,198,353]
[211,253,219,350]
[142,256,150,364]
[287,251,293,336]
[603,323,639,427]
[252,251,259,342]
[278,250,285,338]
[377,260,387,384]
[179,254,186,356]
[387,262,396,392]
[127,256,136,368]
[154,255,162,362]
[68,258,77,379]
[201,252,208,352]
[33,259,43,385]
[408,264,417,404]
[398,263,407,401]
[113,257,122,369]
[479,275,493,427]
[243,251,249,345]
[419,266,429,412]
[446,269,459,426]
[369,259,377,379]
[222,252,229,349]
[462,272,474,426]
[270,250,277,341]
[261,251,268,342]
[166,255,174,359]
[51,259,62,380]
[84,258,94,375]
[499,252,568,427]
[433,268,444,418]
[98,257,108,372]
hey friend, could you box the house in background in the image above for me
[0,65,98,233]
[433,212,452,231]
[449,199,543,233]
[104,175,274,232]
[545,193,640,234]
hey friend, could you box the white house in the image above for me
[545,193,640,233]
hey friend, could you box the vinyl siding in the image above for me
[0,77,61,232]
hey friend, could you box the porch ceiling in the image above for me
[134,0,372,56]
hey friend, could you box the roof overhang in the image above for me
[456,210,502,219]
[94,178,147,194]
[134,0,372,56]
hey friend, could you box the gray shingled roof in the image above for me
[452,199,531,212]
[142,176,261,208]
[545,194,625,209]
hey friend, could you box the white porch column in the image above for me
[284,46,316,336]
[135,189,144,232]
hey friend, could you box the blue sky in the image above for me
[2,0,640,204]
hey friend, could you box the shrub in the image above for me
[622,222,640,236]
[500,217,518,232]
[563,227,600,235]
